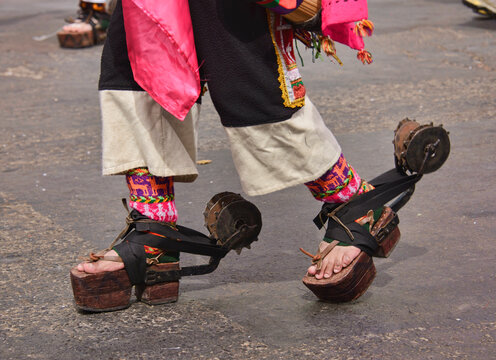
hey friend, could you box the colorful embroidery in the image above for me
[126,168,178,223]
[126,168,178,257]
[127,167,152,176]
[126,172,174,199]
[129,201,178,223]
[267,11,306,108]
[305,154,375,204]
[144,245,162,255]
[129,194,174,203]
[305,154,350,200]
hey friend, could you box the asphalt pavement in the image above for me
[1,0,495,359]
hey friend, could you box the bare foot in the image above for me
[307,244,361,280]
[77,249,124,273]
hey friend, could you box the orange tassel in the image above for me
[357,49,373,64]
[354,19,374,37]
[321,36,343,65]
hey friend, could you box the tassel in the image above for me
[294,29,313,48]
[321,36,343,65]
[357,49,373,64]
[354,19,374,37]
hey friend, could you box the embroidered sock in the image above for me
[125,168,179,262]
[305,153,373,203]
[305,154,376,246]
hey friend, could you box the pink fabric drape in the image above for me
[122,0,200,120]
[321,0,368,50]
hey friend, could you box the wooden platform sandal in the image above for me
[71,193,262,312]
[71,255,180,312]
[301,119,451,302]
[301,206,400,302]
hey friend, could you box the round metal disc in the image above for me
[405,126,450,173]
[205,191,241,213]
[204,192,243,237]
[214,199,262,249]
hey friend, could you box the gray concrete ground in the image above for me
[1,0,495,359]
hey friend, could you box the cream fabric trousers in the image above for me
[101,90,341,196]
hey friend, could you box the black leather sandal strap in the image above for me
[113,237,147,285]
[113,210,229,285]
[312,168,422,256]
[126,229,228,258]
[314,168,421,229]
[324,221,378,256]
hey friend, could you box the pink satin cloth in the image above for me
[122,0,200,120]
[321,0,368,50]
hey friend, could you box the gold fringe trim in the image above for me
[267,11,305,108]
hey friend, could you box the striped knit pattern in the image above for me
[129,194,174,203]
[127,170,175,205]
[305,153,349,200]
[127,167,153,176]
[305,154,373,204]
[307,155,376,248]
[126,168,178,258]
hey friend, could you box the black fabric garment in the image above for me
[188,0,299,127]
[98,0,143,92]
[98,0,298,126]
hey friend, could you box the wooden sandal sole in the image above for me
[302,252,376,302]
[302,210,401,302]
[70,262,180,311]
[70,267,132,312]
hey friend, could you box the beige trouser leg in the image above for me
[224,97,341,196]
[100,90,199,183]
[101,92,341,195]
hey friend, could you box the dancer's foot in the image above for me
[307,244,361,279]
[77,250,124,273]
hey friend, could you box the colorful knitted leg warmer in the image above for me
[125,168,179,262]
[305,154,375,246]
[305,154,372,203]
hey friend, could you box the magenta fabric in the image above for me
[321,0,368,50]
[324,23,364,50]
[122,0,200,120]
[322,0,368,24]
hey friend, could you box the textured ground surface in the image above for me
[1,0,495,359]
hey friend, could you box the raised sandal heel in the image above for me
[371,207,401,258]
[135,263,180,305]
